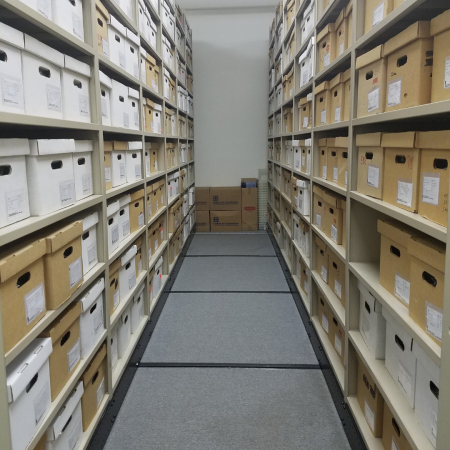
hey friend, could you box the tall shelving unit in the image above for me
[0,0,194,449]
[267,1,450,450]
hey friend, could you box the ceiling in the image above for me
[177,0,279,10]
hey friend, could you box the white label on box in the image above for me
[339,42,344,56]
[2,75,23,108]
[394,273,410,305]
[148,204,152,218]
[68,417,82,450]
[79,94,89,116]
[422,174,440,206]
[24,283,45,325]
[72,13,83,39]
[134,112,139,127]
[316,214,321,228]
[37,0,51,18]
[362,316,370,340]
[151,79,157,90]
[138,259,142,273]
[431,411,438,439]
[391,439,400,450]
[321,265,327,282]
[398,362,413,398]
[34,382,50,425]
[303,117,308,128]
[368,87,380,113]
[119,52,126,68]
[321,313,329,333]
[119,162,126,179]
[128,272,136,290]
[397,180,413,207]
[88,243,97,265]
[333,167,338,183]
[321,109,327,125]
[146,160,151,175]
[335,334,342,356]
[60,179,75,206]
[82,173,93,195]
[324,52,330,67]
[334,280,342,299]
[154,239,158,251]
[138,212,144,227]
[155,199,158,210]
[101,99,108,118]
[96,378,105,408]
[122,220,130,236]
[135,164,141,179]
[445,56,450,89]
[112,225,119,244]
[113,289,119,309]
[335,107,341,123]
[322,165,327,179]
[102,38,109,57]
[67,339,81,373]
[123,112,130,128]
[5,189,26,222]
[105,166,111,182]
[372,2,384,27]
[46,85,61,111]
[93,303,103,333]
[134,63,139,79]
[148,248,152,260]
[426,302,443,341]
[367,165,380,188]
[345,171,348,187]
[304,280,309,293]
[331,224,338,243]
[387,79,402,108]
[69,257,82,288]
[364,400,375,433]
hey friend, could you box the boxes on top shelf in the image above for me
[364,0,393,35]
[317,23,336,72]
[52,0,84,41]
[334,7,348,57]
[299,37,315,88]
[431,9,450,103]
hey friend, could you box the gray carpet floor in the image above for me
[187,234,275,256]
[141,293,317,364]
[172,257,289,292]
[103,368,352,450]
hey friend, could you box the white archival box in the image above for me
[297,179,310,216]
[127,87,140,130]
[125,28,140,79]
[61,55,91,123]
[189,186,195,206]
[138,1,146,36]
[383,308,417,408]
[26,139,76,216]
[7,338,52,450]
[149,13,157,49]
[22,35,64,119]
[118,305,131,358]
[110,79,129,128]
[99,71,112,126]
[73,140,94,201]
[163,68,171,100]
[20,0,52,18]
[130,284,145,333]
[119,244,137,299]
[120,0,134,21]
[301,1,315,44]
[126,141,143,182]
[52,0,84,41]
[107,200,120,255]
[152,256,163,296]
[79,278,105,358]
[293,144,301,171]
[140,47,147,84]
[107,15,126,70]
[0,23,25,114]
[144,147,151,178]
[111,326,119,371]
[118,194,131,242]
[0,139,30,228]
[110,146,126,188]
[81,211,99,276]
[190,207,195,228]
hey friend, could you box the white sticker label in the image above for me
[96,378,105,408]
[105,166,111,183]
[154,239,159,251]
[119,162,126,179]
[321,265,327,282]
[431,411,438,439]
[331,224,338,243]
[398,362,413,398]
[46,84,61,111]
[368,87,380,113]
[321,109,327,125]
[335,107,341,123]
[135,164,141,179]
[69,257,82,288]
[321,313,329,333]
[322,165,327,179]
[367,165,380,188]
[303,117,309,128]
[67,339,80,373]
[148,203,152,218]
[72,13,83,39]
[34,382,50,425]
[102,38,109,57]
[391,439,400,450]
[316,214,321,228]
[138,212,144,227]
[345,171,348,187]
[324,52,330,67]
[128,272,136,290]
[79,94,89,116]
[422,174,440,206]
[37,0,51,18]
[122,220,130,236]
[387,79,402,108]
[87,243,97,266]
[24,283,45,325]
[93,302,104,333]
[5,189,26,221]
[333,167,338,183]
[68,417,82,450]
[60,180,75,206]
[365,401,375,432]
[82,173,93,195]
[445,56,450,89]
[123,112,129,128]
[397,180,413,207]
[372,2,384,27]
[113,289,119,309]
[101,99,108,119]
[2,75,23,108]
[335,334,342,356]
[394,273,410,305]
[339,42,344,56]
[119,52,126,68]
[335,280,342,299]
[111,225,119,245]
[426,302,443,341]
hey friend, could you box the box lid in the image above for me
[327,137,348,148]
[74,140,93,153]
[342,67,351,83]
[356,45,384,70]
[412,340,440,380]
[96,0,109,20]
[314,81,329,95]
[0,238,46,283]
[121,245,137,266]
[356,132,383,147]
[130,188,145,202]
[64,55,91,77]
[315,235,327,252]
[107,200,120,217]
[299,96,309,106]
[82,344,107,386]
[119,194,131,207]
[313,184,325,198]
[384,21,431,57]
[296,179,309,188]
[335,9,345,29]
[80,278,104,313]
[83,212,99,231]
[377,219,418,248]
[408,236,446,273]
[24,35,64,67]
[6,337,52,403]
[128,141,143,150]
[140,46,146,58]
[109,258,121,275]
[317,23,335,43]
[29,139,76,155]
[0,22,24,49]
[329,73,342,90]
[318,137,327,147]
[41,302,82,344]
[45,221,83,253]
[416,130,450,150]
[108,15,126,36]
[128,87,140,99]
[0,139,30,156]
[99,71,113,89]
[381,132,416,149]
[431,8,450,37]
[126,28,140,46]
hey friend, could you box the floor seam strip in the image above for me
[165,290,294,294]
[184,255,277,257]
[136,363,325,369]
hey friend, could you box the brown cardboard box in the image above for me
[357,357,385,437]
[148,222,158,259]
[329,314,345,365]
[322,190,345,245]
[356,45,387,117]
[242,187,258,231]
[284,108,293,133]
[284,67,294,101]
[81,344,107,431]
[329,250,345,306]
[316,235,329,283]
[299,97,312,130]
[327,144,339,184]
[146,184,154,221]
[283,169,291,197]
[96,0,109,55]
[35,433,47,450]
[41,303,82,400]
[151,179,164,214]
[315,81,331,126]
[378,220,417,307]
[129,189,145,232]
[43,221,83,310]
[301,265,310,293]
[210,211,242,232]
[313,185,327,232]
[408,236,445,345]
[356,132,385,199]
[318,295,330,335]
[135,236,143,275]
[210,187,241,211]
[195,187,210,211]
[285,0,295,29]
[109,259,120,316]
[416,130,450,227]
[330,73,345,123]
[384,22,433,112]
[335,9,349,57]
[104,152,112,190]
[168,205,179,233]
[196,210,210,232]
[343,68,351,120]
[382,132,420,213]
[364,0,392,35]
[431,9,450,103]
[327,138,348,185]
[346,1,353,46]
[0,239,47,353]
[317,24,336,72]
[149,142,159,173]
[382,402,414,450]
[145,54,160,94]
[319,138,328,179]
[143,99,162,134]
[274,190,281,213]
[301,144,311,174]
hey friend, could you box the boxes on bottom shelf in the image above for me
[196,210,210,232]
[329,315,345,366]
[318,295,330,335]
[118,305,131,358]
[329,252,345,307]
[109,259,120,317]
[210,211,242,232]
[118,245,137,299]
[315,235,329,283]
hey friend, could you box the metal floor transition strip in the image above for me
[136,362,325,369]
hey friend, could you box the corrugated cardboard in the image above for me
[196,210,210,232]
[408,236,445,345]
[318,295,330,335]
[329,314,345,366]
[323,192,345,245]
[330,73,345,123]
[317,24,336,72]
[319,138,328,179]
[364,0,393,35]
[382,402,413,450]
[41,303,81,400]
[210,187,241,211]
[242,187,258,231]
[335,9,349,57]
[299,97,312,130]
[431,9,450,102]
[129,189,145,233]
[329,250,345,306]
[210,211,242,232]
[313,185,327,232]
[343,68,351,120]
[195,187,210,211]
[315,81,331,126]
[104,152,112,190]
[95,0,109,55]
[315,235,329,283]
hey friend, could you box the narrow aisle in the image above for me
[92,232,363,450]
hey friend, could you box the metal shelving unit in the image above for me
[0,1,195,449]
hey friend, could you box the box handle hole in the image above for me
[26,373,38,393]
[390,245,401,257]
[434,159,448,170]
[51,160,63,170]
[422,271,437,287]
[395,155,406,164]
[17,272,30,288]
[0,165,11,176]
[397,55,407,67]
[430,381,439,399]
[39,67,51,78]
[63,246,73,258]
[395,334,405,351]
[61,331,71,346]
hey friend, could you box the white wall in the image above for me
[180,5,275,186]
